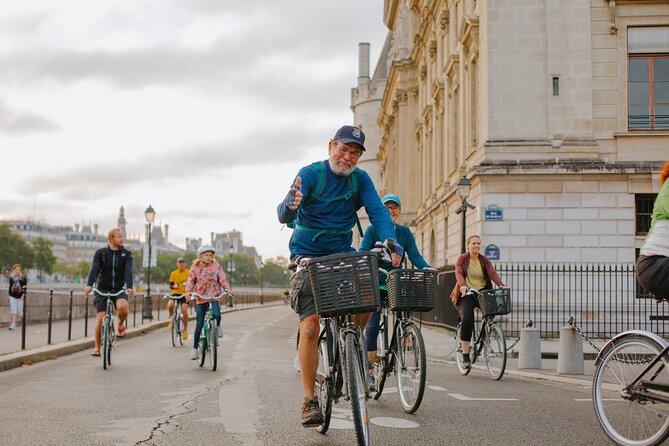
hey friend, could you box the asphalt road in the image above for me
[0,305,610,445]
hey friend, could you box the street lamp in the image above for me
[227,244,234,307]
[259,262,264,305]
[143,205,156,321]
[455,176,476,254]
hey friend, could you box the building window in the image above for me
[628,27,669,130]
[635,193,658,235]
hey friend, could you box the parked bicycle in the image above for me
[310,251,380,446]
[164,294,186,347]
[370,267,436,413]
[454,287,510,380]
[190,292,227,371]
[90,288,127,370]
[592,295,669,446]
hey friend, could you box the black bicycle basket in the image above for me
[307,251,380,318]
[477,288,511,316]
[387,269,437,312]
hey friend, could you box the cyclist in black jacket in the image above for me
[85,228,135,356]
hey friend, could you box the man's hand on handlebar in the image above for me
[84,286,92,295]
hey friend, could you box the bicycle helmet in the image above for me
[197,244,216,255]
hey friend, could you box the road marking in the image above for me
[329,418,355,429]
[371,417,419,428]
[447,393,518,401]
[427,385,448,391]
[575,398,620,402]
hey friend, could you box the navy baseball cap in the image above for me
[381,194,401,207]
[332,125,366,151]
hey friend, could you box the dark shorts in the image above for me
[289,256,317,321]
[94,294,128,313]
[637,255,669,299]
[168,296,187,306]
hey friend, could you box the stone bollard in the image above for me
[557,325,584,374]
[518,327,542,369]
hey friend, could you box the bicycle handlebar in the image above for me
[189,291,230,300]
[164,294,186,299]
[90,288,128,297]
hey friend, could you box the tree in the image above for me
[0,224,35,274]
[33,237,57,276]
[262,257,291,287]
[221,253,259,286]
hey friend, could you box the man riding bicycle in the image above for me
[84,228,135,357]
[168,257,190,340]
[277,125,402,427]
[359,194,431,389]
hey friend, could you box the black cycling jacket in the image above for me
[86,246,133,292]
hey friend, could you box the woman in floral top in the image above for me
[185,244,233,360]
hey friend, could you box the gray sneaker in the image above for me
[190,348,198,360]
[8,322,16,330]
[218,325,223,338]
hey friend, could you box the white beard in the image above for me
[328,158,353,176]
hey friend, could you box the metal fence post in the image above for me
[21,286,27,350]
[48,289,54,345]
[68,290,73,341]
[84,294,89,337]
[133,296,137,327]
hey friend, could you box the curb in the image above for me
[0,303,282,373]
[427,355,594,388]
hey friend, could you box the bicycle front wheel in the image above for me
[209,319,218,371]
[177,315,184,346]
[345,332,370,446]
[171,315,177,347]
[316,326,333,434]
[102,317,111,370]
[593,333,669,446]
[455,324,472,375]
[372,311,389,400]
[396,323,427,413]
[484,323,507,381]
[199,326,207,368]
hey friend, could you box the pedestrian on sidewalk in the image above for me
[450,235,506,368]
[637,160,669,299]
[84,228,135,357]
[8,264,26,330]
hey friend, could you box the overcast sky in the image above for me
[0,1,388,260]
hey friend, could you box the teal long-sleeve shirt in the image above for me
[360,223,430,285]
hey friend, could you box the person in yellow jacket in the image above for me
[168,257,190,340]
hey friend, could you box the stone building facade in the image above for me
[359,0,668,268]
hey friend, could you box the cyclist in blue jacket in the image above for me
[359,194,431,390]
[278,125,402,427]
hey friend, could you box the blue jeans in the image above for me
[193,301,221,349]
[364,289,387,352]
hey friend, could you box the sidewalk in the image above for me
[0,302,284,372]
[418,323,604,387]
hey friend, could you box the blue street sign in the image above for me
[485,244,500,260]
[484,204,503,221]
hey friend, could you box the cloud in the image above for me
[16,124,324,199]
[0,102,59,136]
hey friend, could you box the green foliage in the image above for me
[33,237,57,275]
[221,253,259,286]
[0,224,35,274]
[262,257,291,286]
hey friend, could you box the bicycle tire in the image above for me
[177,315,184,346]
[199,323,207,367]
[316,324,333,434]
[102,317,110,370]
[209,319,217,371]
[593,333,669,446]
[484,322,507,380]
[171,314,177,347]
[372,311,389,400]
[455,323,472,375]
[396,323,427,413]
[345,332,370,446]
[108,319,114,366]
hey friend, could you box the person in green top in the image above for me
[637,160,669,299]
[450,235,506,368]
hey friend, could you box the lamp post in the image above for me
[227,244,234,307]
[259,262,264,305]
[455,176,476,253]
[143,205,156,321]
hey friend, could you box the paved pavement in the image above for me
[0,302,288,371]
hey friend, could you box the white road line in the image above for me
[448,393,518,401]
[427,385,448,391]
[575,398,620,402]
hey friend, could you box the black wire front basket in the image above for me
[477,288,512,316]
[307,251,380,318]
[387,269,437,312]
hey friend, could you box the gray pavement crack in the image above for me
[135,382,223,446]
